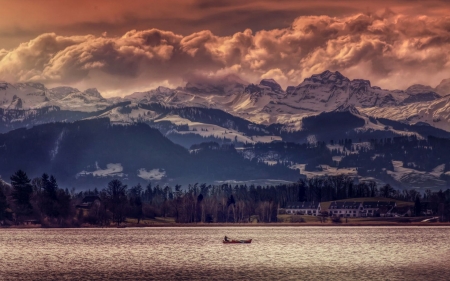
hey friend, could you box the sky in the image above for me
[1,0,450,97]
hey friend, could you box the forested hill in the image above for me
[0,118,299,189]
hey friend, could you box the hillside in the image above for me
[0,118,300,189]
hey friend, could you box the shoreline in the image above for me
[3,222,450,229]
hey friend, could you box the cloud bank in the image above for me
[1,12,450,96]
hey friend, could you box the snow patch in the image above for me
[77,163,124,178]
[387,161,446,187]
[137,168,166,180]
[50,130,65,160]
[291,164,358,178]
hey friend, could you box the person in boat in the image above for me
[224,236,229,242]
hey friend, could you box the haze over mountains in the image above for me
[3,70,450,190]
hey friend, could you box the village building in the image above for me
[284,202,320,216]
[420,202,434,216]
[76,195,101,209]
[328,201,363,217]
[391,205,413,217]
[360,201,397,217]
[23,219,40,225]
[279,200,403,218]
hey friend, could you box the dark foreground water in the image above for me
[1,226,450,280]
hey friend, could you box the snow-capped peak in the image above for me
[15,82,47,91]
[259,79,283,92]
[303,70,350,85]
[48,86,80,100]
[83,88,104,99]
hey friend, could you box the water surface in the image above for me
[1,226,449,280]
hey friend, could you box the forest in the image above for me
[1,170,450,227]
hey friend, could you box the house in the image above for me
[284,202,320,216]
[329,201,363,217]
[391,205,413,217]
[23,219,40,225]
[360,201,396,217]
[76,195,101,209]
[420,202,434,215]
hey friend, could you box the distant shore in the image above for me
[3,221,450,229]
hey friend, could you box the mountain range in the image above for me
[2,70,450,190]
[3,70,450,128]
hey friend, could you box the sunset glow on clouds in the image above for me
[1,1,450,96]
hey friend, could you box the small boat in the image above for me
[223,239,252,244]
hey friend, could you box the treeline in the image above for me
[2,171,450,227]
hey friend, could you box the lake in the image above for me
[0,226,449,280]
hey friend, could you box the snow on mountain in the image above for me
[387,161,447,188]
[77,163,125,178]
[90,103,281,146]
[280,71,408,112]
[0,82,113,112]
[47,86,80,100]
[153,114,281,144]
[125,86,175,103]
[360,95,450,131]
[137,168,166,180]
[122,71,446,126]
[4,70,450,131]
[54,88,111,111]
[93,104,160,124]
[402,84,441,104]
[0,82,49,109]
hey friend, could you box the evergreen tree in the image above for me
[414,196,422,216]
[47,175,58,200]
[0,186,8,221]
[128,184,143,223]
[39,174,61,218]
[227,194,235,207]
[10,170,33,221]
[11,170,33,208]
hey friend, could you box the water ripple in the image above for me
[0,226,449,280]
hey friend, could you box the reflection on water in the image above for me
[0,227,450,280]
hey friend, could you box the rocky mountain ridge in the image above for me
[3,70,450,131]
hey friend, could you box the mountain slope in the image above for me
[0,118,299,188]
[0,82,113,111]
[360,95,450,132]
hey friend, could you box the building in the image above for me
[279,200,401,218]
[284,202,320,216]
[76,195,101,209]
[360,201,397,217]
[391,206,413,217]
[329,201,363,217]
[328,201,398,217]
[23,219,40,225]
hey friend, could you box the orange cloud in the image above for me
[2,12,450,96]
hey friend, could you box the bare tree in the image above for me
[104,179,128,226]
